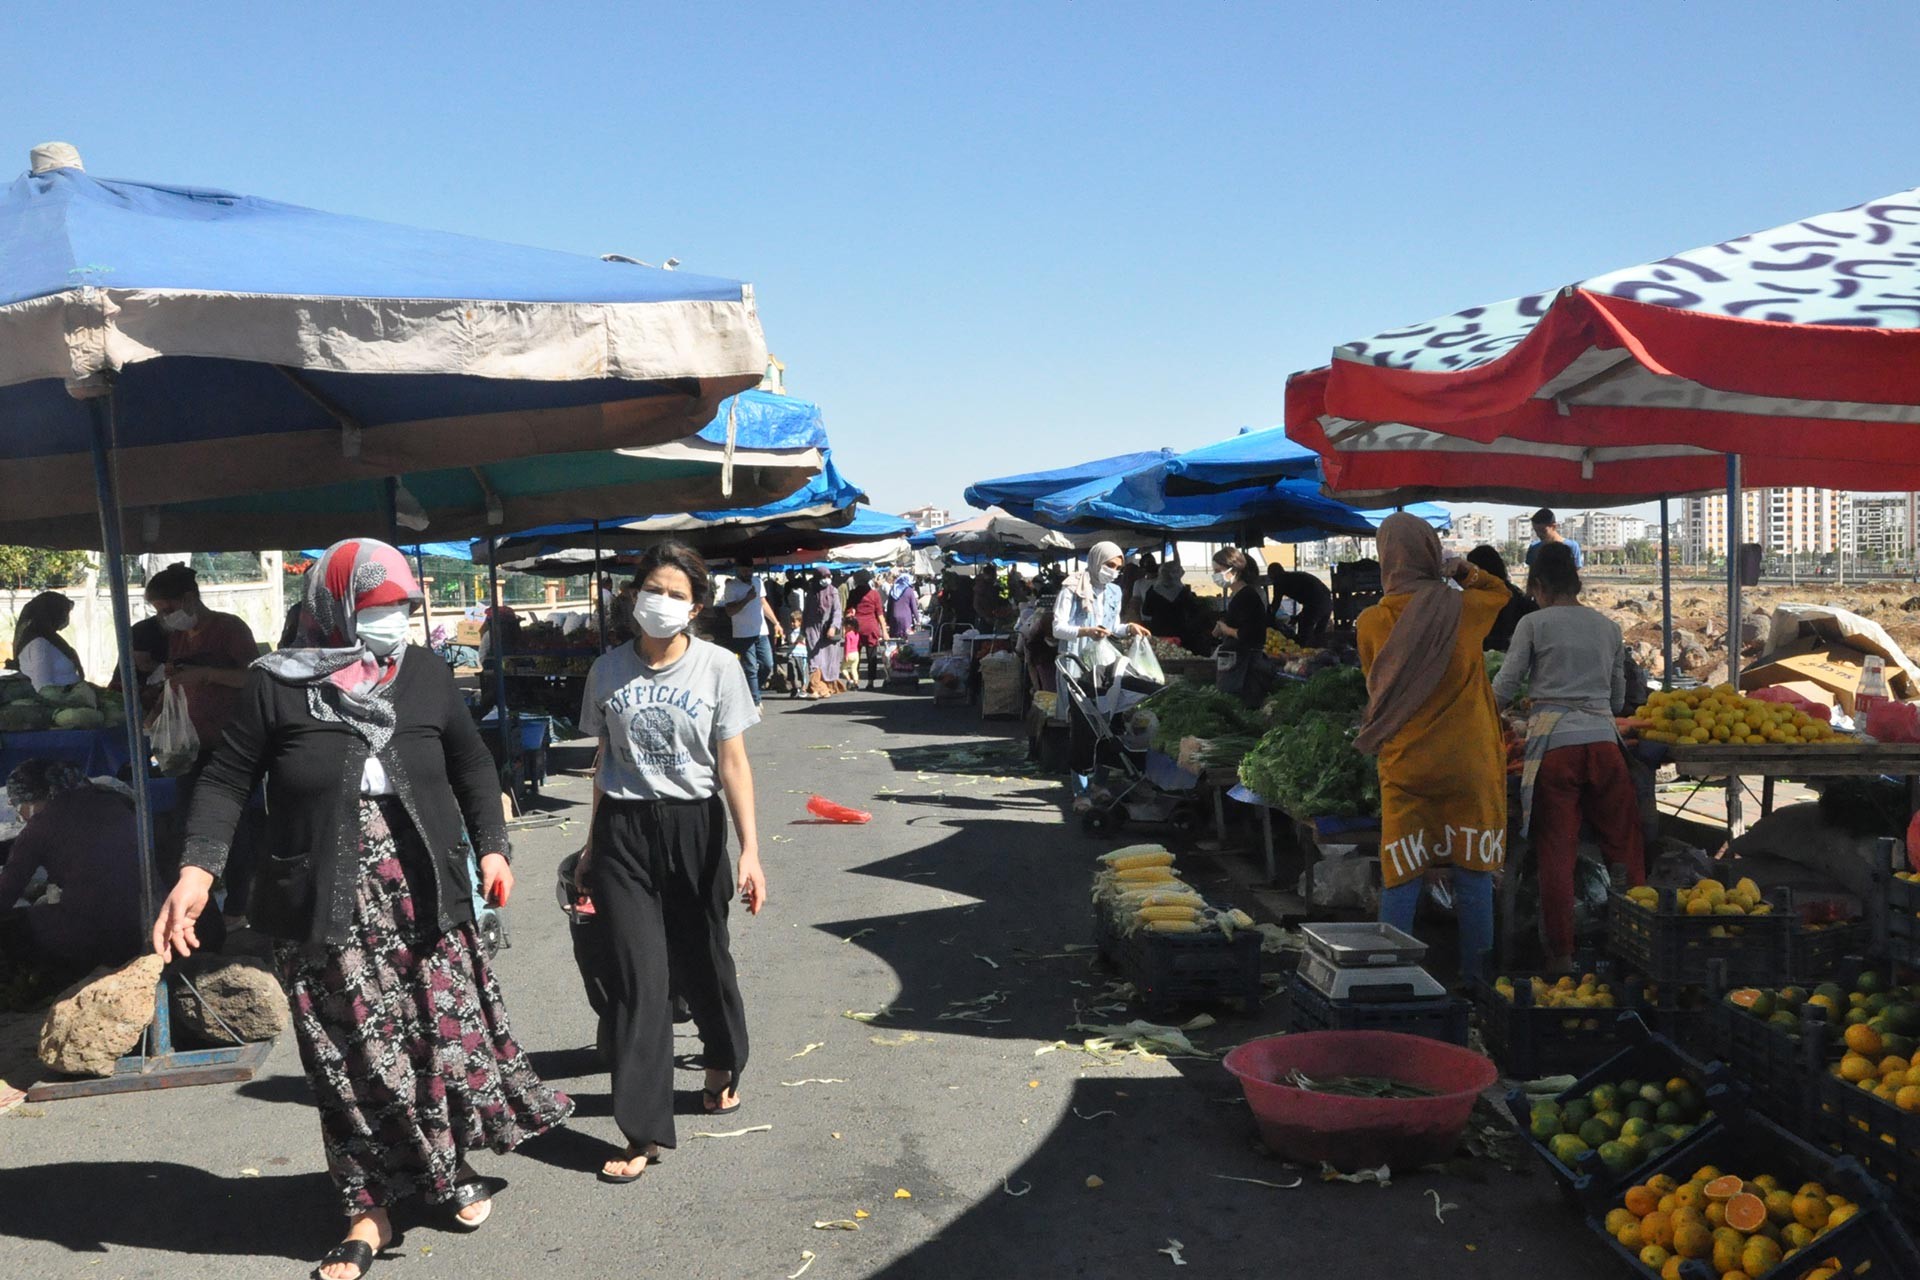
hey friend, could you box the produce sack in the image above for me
[1122,635,1165,685]
[1865,697,1920,744]
[152,681,201,776]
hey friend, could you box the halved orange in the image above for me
[1703,1175,1744,1202]
[1723,1191,1768,1234]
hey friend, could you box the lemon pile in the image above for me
[1263,632,1315,660]
[1493,973,1617,1009]
[1634,685,1839,746]
[1604,1167,1861,1279]
[1623,877,1773,918]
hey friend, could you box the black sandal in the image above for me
[701,1085,742,1116]
[447,1178,500,1231]
[597,1147,662,1185]
[311,1239,375,1280]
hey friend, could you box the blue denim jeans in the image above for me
[1379,868,1494,983]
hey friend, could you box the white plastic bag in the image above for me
[153,681,201,777]
[1124,635,1166,685]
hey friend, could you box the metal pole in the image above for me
[592,520,608,654]
[1726,455,1742,685]
[383,476,400,543]
[1660,496,1673,687]
[86,393,159,970]
[413,548,432,649]
[488,536,513,804]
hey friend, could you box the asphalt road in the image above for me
[0,689,1615,1280]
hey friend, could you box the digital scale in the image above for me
[1296,922,1448,1003]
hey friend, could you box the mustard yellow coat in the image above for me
[1356,568,1510,889]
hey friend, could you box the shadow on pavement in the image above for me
[0,1161,336,1262]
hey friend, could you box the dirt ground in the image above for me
[1583,579,1920,684]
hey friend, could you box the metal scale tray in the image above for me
[1297,922,1445,1002]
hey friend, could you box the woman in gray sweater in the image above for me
[1491,543,1646,970]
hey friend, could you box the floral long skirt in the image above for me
[274,798,573,1213]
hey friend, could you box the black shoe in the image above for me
[671,996,693,1024]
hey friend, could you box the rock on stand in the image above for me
[37,954,163,1077]
[170,955,289,1046]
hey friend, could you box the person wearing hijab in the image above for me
[0,759,141,977]
[801,568,845,699]
[1354,514,1510,982]
[9,591,84,690]
[847,569,890,690]
[1210,547,1271,706]
[1466,545,1536,653]
[1492,542,1645,972]
[885,570,921,640]
[152,538,571,1280]
[1138,559,1196,647]
[1051,541,1149,803]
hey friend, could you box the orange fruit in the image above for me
[1844,1023,1884,1056]
[1616,1221,1643,1251]
[1606,1207,1636,1236]
[1711,1232,1744,1274]
[1825,1202,1859,1230]
[1703,1175,1744,1201]
[1741,1235,1782,1277]
[1641,1210,1675,1249]
[1672,1219,1712,1260]
[1793,1193,1831,1231]
[1660,1258,1682,1280]
[1724,1191,1768,1233]
[1625,1185,1659,1217]
[1647,1174,1680,1195]
[1763,1189,1796,1223]
[1705,1201,1727,1228]
[1639,1244,1671,1270]
[1674,1183,1708,1212]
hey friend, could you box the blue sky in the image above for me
[8,2,1919,526]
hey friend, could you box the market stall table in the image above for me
[1651,739,1920,834]
[0,727,135,784]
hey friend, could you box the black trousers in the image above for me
[587,794,749,1151]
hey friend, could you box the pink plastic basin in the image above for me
[1222,1031,1498,1170]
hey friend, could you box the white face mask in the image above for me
[158,607,196,633]
[1091,565,1118,588]
[1212,570,1234,588]
[635,593,694,639]
[355,604,412,657]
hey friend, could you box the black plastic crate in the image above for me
[1574,1103,1920,1280]
[1870,836,1920,968]
[1095,907,1260,1013]
[1607,887,1791,988]
[1503,1016,1726,1202]
[1285,974,1469,1045]
[1816,1069,1920,1225]
[1708,999,1833,1132]
[1782,918,1862,986]
[1472,969,1648,1079]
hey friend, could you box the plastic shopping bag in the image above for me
[1125,635,1166,685]
[153,681,201,777]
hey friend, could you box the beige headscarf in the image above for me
[1353,514,1464,754]
[1063,540,1124,609]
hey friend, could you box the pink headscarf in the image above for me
[257,539,422,750]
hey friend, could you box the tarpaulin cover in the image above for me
[1157,426,1322,495]
[1291,183,1920,494]
[1035,459,1447,540]
[964,451,1172,519]
[0,155,767,522]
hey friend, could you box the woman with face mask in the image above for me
[801,567,845,699]
[152,539,570,1280]
[143,563,263,926]
[8,591,84,690]
[575,540,765,1186]
[1210,548,1271,706]
[1051,542,1149,804]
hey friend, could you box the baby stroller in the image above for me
[1057,651,1200,836]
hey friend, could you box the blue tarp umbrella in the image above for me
[1036,462,1448,540]
[963,451,1172,519]
[1156,426,1323,495]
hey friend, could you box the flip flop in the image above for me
[597,1149,662,1185]
[311,1240,375,1280]
[447,1178,501,1231]
[702,1086,742,1116]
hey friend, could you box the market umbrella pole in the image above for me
[593,520,607,654]
[29,391,275,1099]
[487,536,514,811]
[414,548,432,650]
[1660,496,1673,687]
[1725,454,1745,835]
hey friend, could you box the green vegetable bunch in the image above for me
[1140,682,1262,756]
[1260,665,1368,726]
[1238,711,1380,818]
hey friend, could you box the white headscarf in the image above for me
[1064,540,1123,609]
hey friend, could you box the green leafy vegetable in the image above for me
[1238,711,1380,818]
[1260,666,1368,725]
[1139,683,1262,755]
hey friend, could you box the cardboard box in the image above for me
[455,619,485,646]
[1742,639,1906,716]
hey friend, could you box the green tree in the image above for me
[0,547,92,591]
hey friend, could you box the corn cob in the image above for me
[1135,905,1200,923]
[1145,919,1203,933]
[1136,891,1204,909]
[1097,844,1172,866]
[1113,866,1176,884]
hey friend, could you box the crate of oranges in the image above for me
[1581,1105,1920,1280]
[1609,879,1794,989]
[1816,1016,1920,1225]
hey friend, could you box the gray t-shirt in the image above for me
[1492,604,1625,749]
[579,636,760,801]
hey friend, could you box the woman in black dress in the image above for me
[1210,547,1271,706]
[153,538,570,1280]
